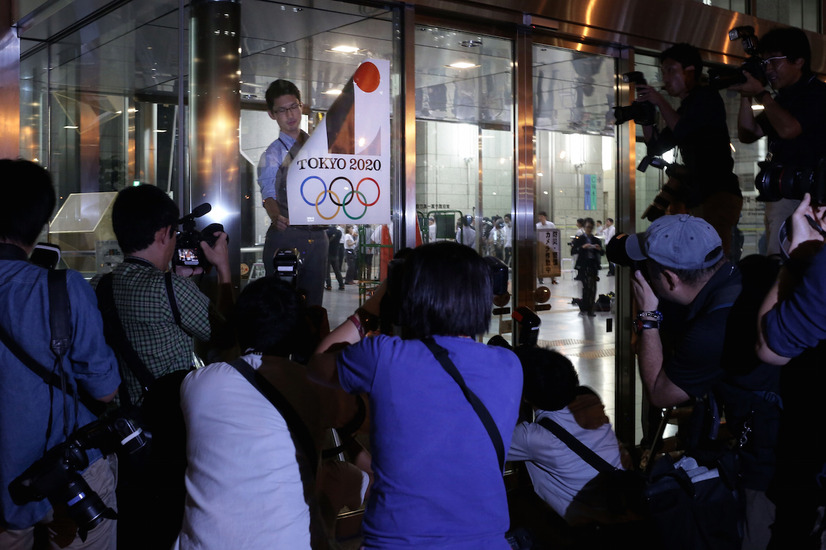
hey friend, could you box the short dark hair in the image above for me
[661,43,704,74]
[606,217,614,223]
[112,185,179,255]
[231,277,301,356]
[265,79,301,112]
[515,346,578,411]
[584,217,595,227]
[538,211,547,217]
[760,27,811,73]
[0,159,55,248]
[399,241,492,338]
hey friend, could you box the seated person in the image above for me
[174,277,369,550]
[507,346,626,526]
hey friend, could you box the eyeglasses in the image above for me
[761,56,787,70]
[274,102,302,116]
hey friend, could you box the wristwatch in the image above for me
[634,310,662,333]
[634,318,661,333]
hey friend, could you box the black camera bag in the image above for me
[94,270,190,468]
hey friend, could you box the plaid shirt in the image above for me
[108,259,211,403]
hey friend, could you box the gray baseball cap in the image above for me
[626,214,723,270]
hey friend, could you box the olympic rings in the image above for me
[342,190,368,220]
[314,189,341,220]
[329,177,355,207]
[300,176,326,207]
[299,175,381,220]
[357,178,380,207]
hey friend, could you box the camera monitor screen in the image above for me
[177,248,199,266]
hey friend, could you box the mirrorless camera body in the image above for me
[174,203,226,268]
[708,26,767,90]
[613,72,657,126]
[10,415,147,540]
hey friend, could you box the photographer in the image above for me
[101,184,234,549]
[733,26,826,256]
[622,214,780,550]
[571,217,603,316]
[637,43,742,256]
[756,192,826,547]
[0,160,121,548]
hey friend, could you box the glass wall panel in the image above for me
[689,0,748,13]
[414,27,514,326]
[756,0,820,32]
[634,52,766,259]
[533,45,617,264]
[18,0,186,273]
[238,2,395,308]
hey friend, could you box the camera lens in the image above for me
[61,475,117,541]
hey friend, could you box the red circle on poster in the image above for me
[354,62,380,93]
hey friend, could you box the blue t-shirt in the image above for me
[0,254,120,529]
[337,334,522,549]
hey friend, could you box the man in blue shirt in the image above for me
[757,192,826,548]
[0,160,121,548]
[258,79,328,306]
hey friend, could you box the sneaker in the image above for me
[325,285,332,291]
[339,286,345,291]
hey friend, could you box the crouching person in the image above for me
[507,347,629,526]
[173,276,367,549]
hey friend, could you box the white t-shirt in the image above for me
[174,354,311,549]
[508,405,623,525]
[603,224,616,243]
[536,220,556,229]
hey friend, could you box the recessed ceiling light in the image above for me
[447,62,479,69]
[330,45,360,54]
[323,88,343,96]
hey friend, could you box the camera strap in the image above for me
[229,358,318,479]
[536,416,617,475]
[0,268,79,443]
[421,337,506,472]
[94,272,157,403]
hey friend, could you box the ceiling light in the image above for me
[447,62,479,69]
[330,45,360,54]
[460,39,482,48]
[323,88,343,96]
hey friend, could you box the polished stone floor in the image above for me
[319,265,637,439]
[321,265,655,549]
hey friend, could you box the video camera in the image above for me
[9,415,148,540]
[272,248,302,287]
[613,72,657,126]
[708,26,766,90]
[174,203,225,269]
[755,157,826,203]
